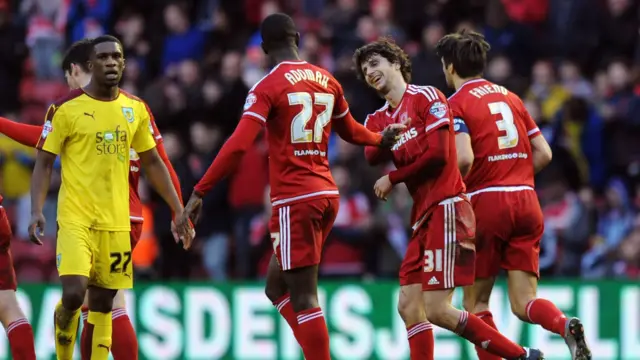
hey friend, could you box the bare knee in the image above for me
[264,256,288,303]
[423,300,450,326]
[507,270,537,322]
[397,285,425,325]
[463,278,494,314]
[282,266,319,312]
[88,286,117,313]
[61,279,88,311]
[509,295,533,322]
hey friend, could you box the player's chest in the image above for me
[69,109,136,142]
[384,111,428,164]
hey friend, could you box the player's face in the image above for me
[361,54,398,93]
[90,42,125,87]
[441,57,455,88]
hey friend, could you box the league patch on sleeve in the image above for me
[41,120,53,138]
[244,93,257,111]
[429,101,447,118]
[453,117,469,133]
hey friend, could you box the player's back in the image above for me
[449,79,540,194]
[243,61,347,207]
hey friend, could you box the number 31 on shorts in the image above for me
[424,249,443,273]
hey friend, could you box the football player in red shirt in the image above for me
[0,39,185,360]
[356,37,543,360]
[439,31,591,360]
[182,14,404,360]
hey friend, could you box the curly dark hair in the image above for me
[353,37,412,83]
[435,29,491,78]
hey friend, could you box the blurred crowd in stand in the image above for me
[0,0,639,282]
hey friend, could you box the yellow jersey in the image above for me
[37,88,157,231]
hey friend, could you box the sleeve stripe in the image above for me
[244,111,267,122]
[527,128,540,136]
[332,108,349,119]
[425,118,450,133]
[155,135,162,140]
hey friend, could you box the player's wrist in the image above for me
[388,171,400,185]
[192,189,204,199]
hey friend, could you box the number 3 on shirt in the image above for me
[288,92,335,144]
[488,101,519,149]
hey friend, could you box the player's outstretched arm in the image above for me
[138,147,192,246]
[388,127,450,185]
[155,141,183,205]
[28,150,56,245]
[0,117,43,148]
[185,117,263,225]
[333,112,405,147]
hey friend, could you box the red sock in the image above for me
[80,310,91,360]
[7,319,36,360]
[525,298,568,337]
[111,309,138,360]
[456,311,525,359]
[407,322,434,360]
[474,311,501,360]
[296,307,330,360]
[273,294,302,343]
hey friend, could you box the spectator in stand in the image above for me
[527,60,571,120]
[186,122,230,280]
[66,0,111,41]
[227,131,268,279]
[19,0,67,80]
[161,2,206,74]
[0,5,27,115]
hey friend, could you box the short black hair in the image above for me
[353,36,412,83]
[61,39,93,73]
[435,30,491,78]
[90,35,123,51]
[260,13,298,50]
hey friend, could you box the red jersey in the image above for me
[242,60,351,207]
[129,116,163,223]
[365,84,465,226]
[449,79,541,194]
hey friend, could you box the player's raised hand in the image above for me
[184,192,204,225]
[379,123,407,148]
[373,174,393,201]
[27,213,45,245]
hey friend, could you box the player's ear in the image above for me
[261,41,268,55]
[87,60,93,71]
[295,32,300,47]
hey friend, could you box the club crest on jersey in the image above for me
[41,120,53,138]
[400,112,409,124]
[244,93,257,110]
[429,101,447,119]
[122,107,134,123]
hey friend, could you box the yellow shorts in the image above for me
[56,222,133,290]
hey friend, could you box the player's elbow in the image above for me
[458,154,473,177]
[531,135,553,170]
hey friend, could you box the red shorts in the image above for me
[130,222,143,250]
[419,197,476,291]
[0,207,17,291]
[269,197,339,271]
[471,189,543,278]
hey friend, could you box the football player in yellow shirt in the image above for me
[28,35,193,360]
